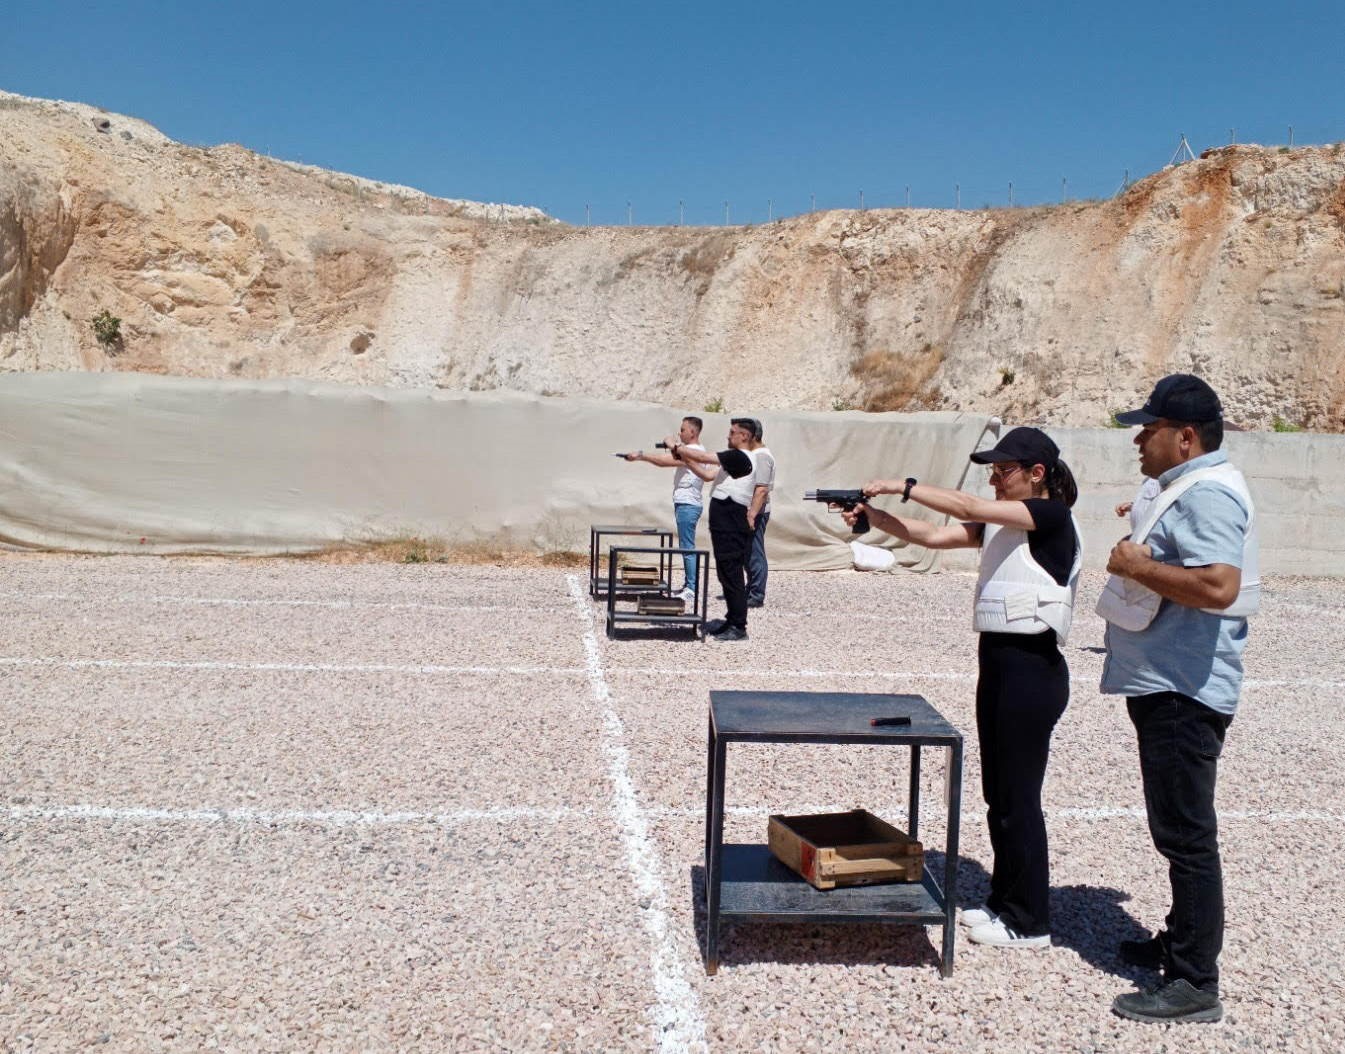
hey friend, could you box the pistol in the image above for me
[804,489,870,534]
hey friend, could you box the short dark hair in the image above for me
[730,417,754,433]
[1171,418,1224,451]
[681,415,702,435]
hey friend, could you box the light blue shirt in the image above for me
[1100,450,1251,715]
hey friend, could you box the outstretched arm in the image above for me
[863,478,1037,531]
[662,436,720,466]
[845,503,981,550]
[623,451,682,468]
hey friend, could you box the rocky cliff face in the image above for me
[4,90,1344,429]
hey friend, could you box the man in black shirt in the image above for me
[661,418,758,641]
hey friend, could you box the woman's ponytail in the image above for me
[1045,459,1078,508]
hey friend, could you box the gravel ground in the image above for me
[2,554,1342,1052]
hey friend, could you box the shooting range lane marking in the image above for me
[13,801,1337,829]
[648,804,1345,823]
[0,590,567,615]
[4,804,584,826]
[564,574,707,1054]
[0,657,587,677]
[617,666,977,682]
[1263,600,1345,620]
[10,657,1331,690]
[611,666,1345,691]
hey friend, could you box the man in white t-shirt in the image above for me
[623,416,715,599]
[744,419,775,608]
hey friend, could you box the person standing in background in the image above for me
[623,416,713,601]
[744,419,775,608]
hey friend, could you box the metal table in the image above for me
[605,545,710,638]
[588,524,675,599]
[703,690,964,977]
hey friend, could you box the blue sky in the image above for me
[9,1,1344,226]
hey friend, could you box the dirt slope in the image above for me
[4,90,1344,429]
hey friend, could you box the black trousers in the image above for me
[708,498,752,630]
[976,630,1069,937]
[1127,691,1232,994]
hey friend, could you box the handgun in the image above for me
[804,488,870,534]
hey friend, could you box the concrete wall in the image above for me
[1053,427,1345,576]
[2,372,1340,576]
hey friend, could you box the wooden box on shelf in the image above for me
[767,808,923,890]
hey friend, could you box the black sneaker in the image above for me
[707,625,748,643]
[1119,933,1167,969]
[746,597,764,608]
[703,618,728,635]
[1111,979,1223,1024]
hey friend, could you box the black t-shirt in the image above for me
[1020,498,1077,585]
[716,449,753,478]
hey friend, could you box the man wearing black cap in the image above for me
[1099,374,1259,1024]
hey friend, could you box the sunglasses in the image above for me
[985,462,1028,481]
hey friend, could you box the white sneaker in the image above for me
[960,906,997,929]
[677,588,696,604]
[968,918,1050,950]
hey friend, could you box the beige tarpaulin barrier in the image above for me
[0,373,998,568]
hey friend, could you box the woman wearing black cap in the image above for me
[843,426,1081,950]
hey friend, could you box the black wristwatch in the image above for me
[901,477,917,503]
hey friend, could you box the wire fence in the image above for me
[551,122,1345,229]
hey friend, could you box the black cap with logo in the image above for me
[1114,374,1223,425]
[969,426,1060,467]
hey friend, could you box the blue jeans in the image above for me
[747,509,770,602]
[674,502,702,591]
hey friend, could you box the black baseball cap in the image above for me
[1114,374,1223,425]
[969,426,1060,466]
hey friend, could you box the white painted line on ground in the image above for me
[0,590,566,615]
[5,804,583,826]
[6,655,1336,691]
[13,801,1336,829]
[618,666,976,682]
[565,574,707,1054]
[613,666,1345,690]
[763,611,963,623]
[1263,601,1345,620]
[1051,806,1345,822]
[0,657,587,677]
[654,804,1345,823]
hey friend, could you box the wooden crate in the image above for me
[619,563,660,585]
[637,595,686,615]
[767,809,923,890]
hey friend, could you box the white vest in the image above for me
[711,448,758,507]
[1095,463,1260,631]
[973,515,1083,645]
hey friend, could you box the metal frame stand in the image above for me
[605,545,710,638]
[588,525,674,599]
[703,690,964,977]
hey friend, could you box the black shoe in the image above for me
[703,618,728,635]
[1119,933,1166,969]
[708,625,748,643]
[1112,979,1223,1024]
[746,597,764,608]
